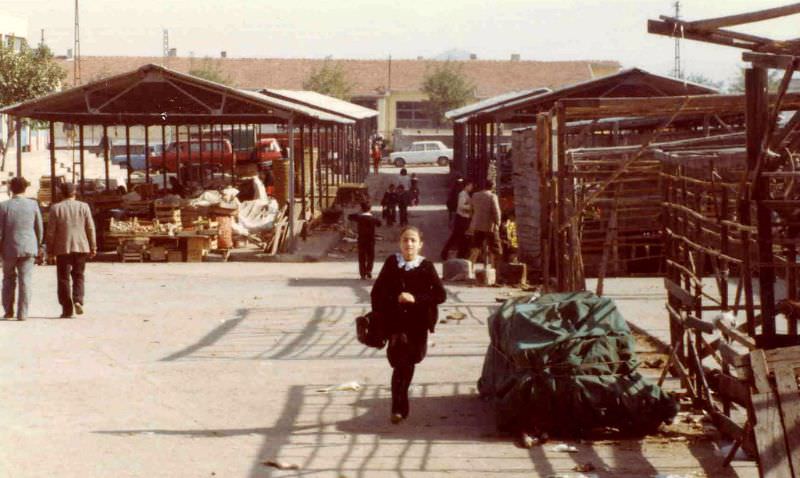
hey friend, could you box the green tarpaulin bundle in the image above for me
[478,291,677,436]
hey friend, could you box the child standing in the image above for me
[396,184,410,226]
[410,173,420,206]
[381,184,398,226]
[348,202,382,279]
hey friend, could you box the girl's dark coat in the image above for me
[370,254,446,366]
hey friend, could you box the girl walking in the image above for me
[370,226,446,423]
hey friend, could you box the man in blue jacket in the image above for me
[0,177,43,320]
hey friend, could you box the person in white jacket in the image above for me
[440,181,474,261]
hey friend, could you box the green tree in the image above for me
[421,61,475,127]
[303,59,353,100]
[727,67,782,93]
[683,73,723,91]
[0,43,66,170]
[188,57,232,85]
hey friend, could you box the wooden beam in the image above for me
[743,52,798,70]
[687,3,800,31]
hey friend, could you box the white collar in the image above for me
[360,211,373,216]
[396,253,424,271]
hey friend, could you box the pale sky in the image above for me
[4,0,799,88]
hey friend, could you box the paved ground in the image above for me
[0,165,758,477]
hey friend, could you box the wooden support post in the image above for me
[125,125,132,189]
[15,117,22,176]
[287,116,295,251]
[556,103,568,291]
[300,123,306,216]
[161,125,167,191]
[144,125,151,188]
[310,124,316,216]
[197,125,203,187]
[79,125,85,196]
[746,67,777,341]
[176,125,182,183]
[230,123,236,183]
[103,124,110,191]
[49,121,56,202]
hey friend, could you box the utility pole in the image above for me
[40,29,44,47]
[74,0,81,85]
[673,1,682,79]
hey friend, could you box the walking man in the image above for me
[0,177,43,320]
[440,180,473,261]
[469,180,503,268]
[348,201,382,279]
[47,182,96,318]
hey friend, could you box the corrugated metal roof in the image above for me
[238,89,354,124]
[0,64,355,125]
[445,88,550,120]
[261,89,378,120]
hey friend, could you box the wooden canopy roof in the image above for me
[0,64,355,126]
[449,68,717,124]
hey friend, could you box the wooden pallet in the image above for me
[750,346,800,477]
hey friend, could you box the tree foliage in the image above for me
[188,57,232,85]
[421,61,475,127]
[727,67,782,93]
[0,43,66,168]
[303,59,353,100]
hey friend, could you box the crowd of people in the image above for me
[0,178,96,321]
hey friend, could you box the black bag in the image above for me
[355,311,387,349]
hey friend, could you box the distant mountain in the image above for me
[432,49,473,61]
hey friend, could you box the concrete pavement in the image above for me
[0,165,757,477]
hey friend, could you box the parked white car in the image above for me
[389,141,453,167]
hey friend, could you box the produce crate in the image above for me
[166,250,183,262]
[147,246,167,262]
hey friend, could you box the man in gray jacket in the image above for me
[0,177,44,320]
[469,180,503,267]
[47,182,96,318]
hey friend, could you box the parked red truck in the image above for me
[149,137,283,172]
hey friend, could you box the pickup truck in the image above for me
[111,144,164,170]
[389,141,453,167]
[148,139,238,172]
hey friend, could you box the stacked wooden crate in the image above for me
[154,204,182,227]
[118,237,149,262]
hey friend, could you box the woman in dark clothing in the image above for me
[371,226,446,424]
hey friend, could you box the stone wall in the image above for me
[511,127,540,268]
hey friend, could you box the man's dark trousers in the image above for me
[358,239,376,278]
[57,253,87,315]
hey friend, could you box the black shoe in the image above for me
[390,413,404,424]
[366,273,372,279]
[74,302,83,315]
[60,312,73,319]
[3,312,13,319]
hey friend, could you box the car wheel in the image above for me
[437,156,449,167]
[394,158,405,167]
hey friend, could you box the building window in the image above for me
[396,101,434,129]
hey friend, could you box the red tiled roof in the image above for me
[57,56,621,98]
